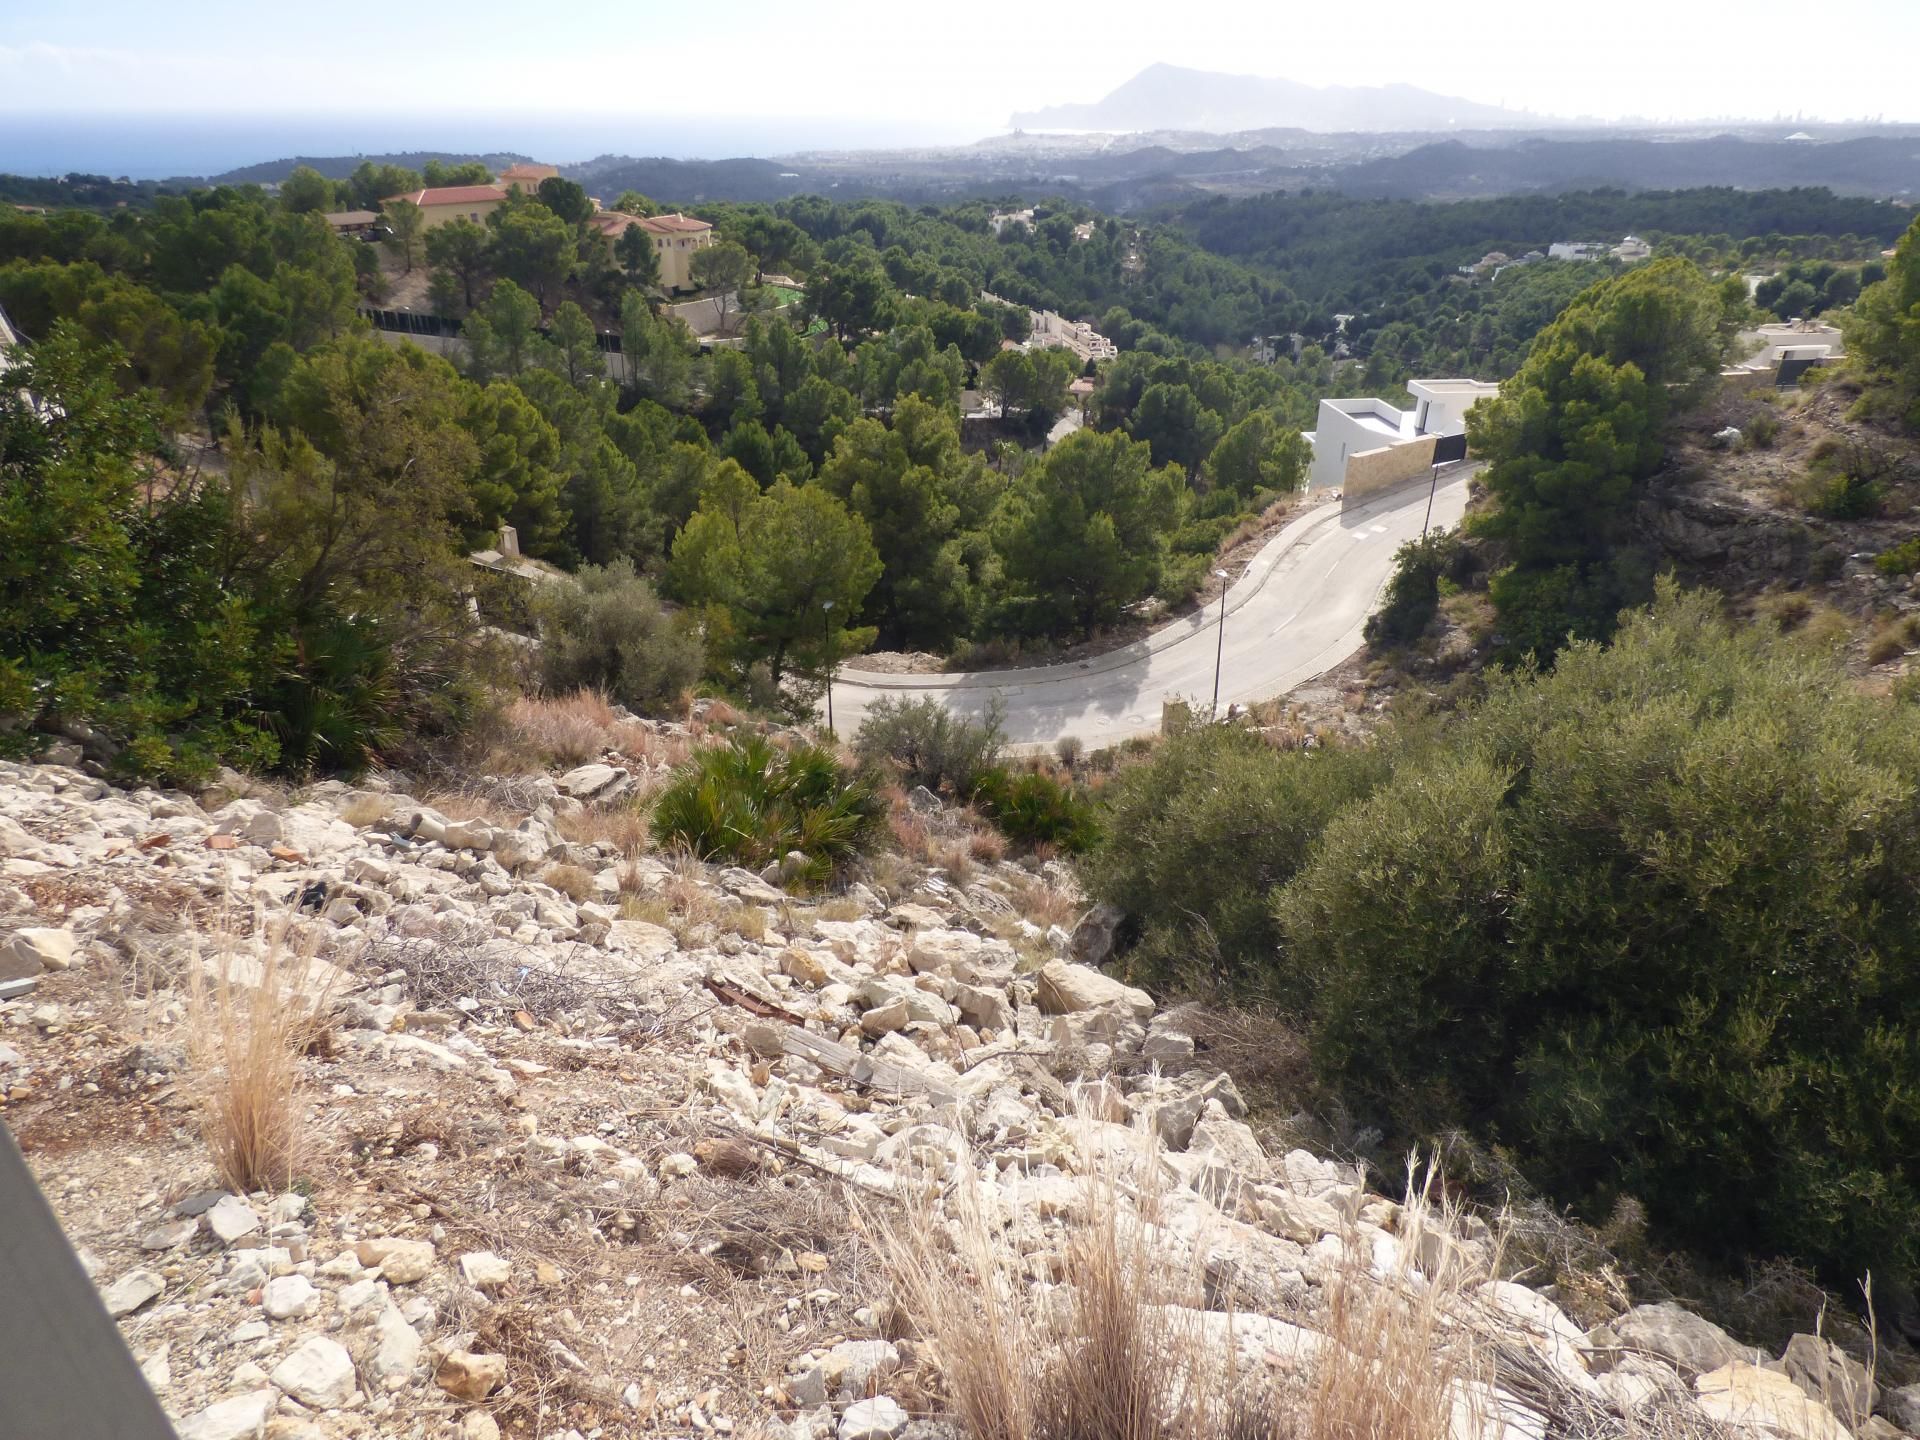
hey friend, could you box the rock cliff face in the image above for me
[1636,474,1835,589]
[0,752,1908,1440]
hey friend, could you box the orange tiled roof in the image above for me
[383,185,508,207]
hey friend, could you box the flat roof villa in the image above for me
[1305,378,1499,502]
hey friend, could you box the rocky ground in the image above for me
[2,728,1916,1440]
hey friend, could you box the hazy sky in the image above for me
[4,0,1915,135]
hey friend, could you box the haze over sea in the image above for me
[0,112,977,180]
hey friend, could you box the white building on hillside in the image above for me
[1304,378,1499,500]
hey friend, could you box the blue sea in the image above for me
[0,112,981,179]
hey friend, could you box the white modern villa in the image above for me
[1304,378,1500,500]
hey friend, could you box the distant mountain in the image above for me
[1011,63,1546,134]
[208,151,532,185]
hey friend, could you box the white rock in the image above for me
[460,1413,503,1440]
[558,763,619,799]
[458,1250,512,1290]
[270,1335,359,1409]
[101,1268,164,1317]
[172,1388,278,1440]
[204,1195,261,1245]
[2,926,76,974]
[262,1274,318,1320]
[838,1396,910,1440]
[1034,960,1154,1021]
[367,1303,422,1382]
[354,1236,435,1283]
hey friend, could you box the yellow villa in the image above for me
[382,184,509,229]
[498,162,559,195]
[589,210,716,291]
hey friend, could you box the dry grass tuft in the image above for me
[186,936,329,1194]
[340,793,394,828]
[496,689,619,770]
[551,799,653,856]
[541,862,595,903]
[720,905,768,942]
[1311,1164,1472,1440]
[879,1124,1236,1440]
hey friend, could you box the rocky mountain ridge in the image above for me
[1,737,1914,1440]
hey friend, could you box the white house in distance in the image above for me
[1304,378,1500,501]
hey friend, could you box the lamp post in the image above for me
[1210,569,1230,719]
[821,600,835,734]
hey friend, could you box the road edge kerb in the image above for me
[834,470,1471,697]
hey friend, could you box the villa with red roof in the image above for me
[381,184,509,229]
[588,210,716,291]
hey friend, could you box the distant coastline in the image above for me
[0,111,977,180]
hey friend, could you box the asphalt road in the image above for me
[826,469,1472,750]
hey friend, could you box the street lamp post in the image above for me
[821,600,836,734]
[1210,568,1230,719]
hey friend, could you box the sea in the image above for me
[0,111,981,180]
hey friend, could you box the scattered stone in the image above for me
[141,1218,199,1251]
[1778,1332,1876,1426]
[459,1250,512,1290]
[1,926,75,975]
[1587,1303,1761,1377]
[838,1396,910,1440]
[1034,959,1154,1021]
[261,1274,318,1320]
[354,1236,435,1283]
[1695,1362,1850,1440]
[436,1350,507,1402]
[270,1335,360,1409]
[367,1303,422,1382]
[101,1268,164,1317]
[173,1389,279,1440]
[460,1413,503,1440]
[204,1195,262,1245]
[1066,903,1123,967]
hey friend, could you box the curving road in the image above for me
[827,470,1472,750]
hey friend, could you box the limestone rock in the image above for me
[459,1250,512,1290]
[460,1414,503,1440]
[1779,1333,1876,1427]
[270,1336,359,1410]
[557,763,619,799]
[173,1389,279,1440]
[261,1274,318,1320]
[101,1268,164,1317]
[1884,1383,1920,1434]
[1067,903,1123,967]
[1587,1303,1761,1378]
[204,1195,261,1245]
[839,1396,910,1440]
[355,1236,435,1283]
[1695,1363,1852,1440]
[437,1350,508,1402]
[2,926,76,974]
[1034,960,1153,1021]
[367,1303,422,1382]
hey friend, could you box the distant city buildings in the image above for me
[982,291,1118,363]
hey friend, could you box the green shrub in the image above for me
[1365,531,1460,651]
[1876,537,1920,576]
[1806,471,1882,520]
[653,734,886,888]
[535,559,704,715]
[974,766,1101,854]
[1273,583,1920,1283]
[854,695,1004,797]
[1076,725,1389,990]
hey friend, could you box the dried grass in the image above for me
[878,1123,1237,1440]
[497,689,619,770]
[552,800,653,855]
[340,793,394,828]
[185,934,329,1194]
[541,863,595,904]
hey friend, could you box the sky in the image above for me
[3,0,1917,162]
